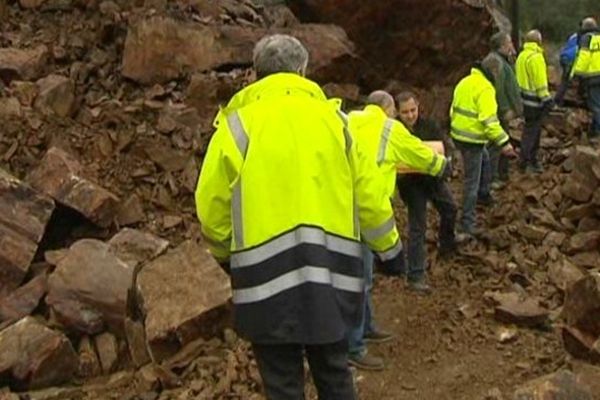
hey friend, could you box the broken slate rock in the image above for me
[0,273,48,322]
[0,317,78,390]
[136,241,231,361]
[94,332,119,374]
[125,318,151,368]
[513,369,593,400]
[548,259,586,292]
[27,147,119,227]
[77,335,102,378]
[108,228,169,269]
[34,74,76,118]
[493,294,550,328]
[562,274,600,337]
[0,45,49,83]
[562,326,600,365]
[46,239,134,335]
[562,180,593,203]
[566,231,600,255]
[0,169,55,297]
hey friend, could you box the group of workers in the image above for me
[194,15,600,400]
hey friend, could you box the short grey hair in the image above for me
[581,17,598,30]
[524,29,542,44]
[252,34,309,79]
[366,90,394,110]
[490,32,510,51]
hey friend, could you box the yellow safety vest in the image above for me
[572,32,600,84]
[516,42,552,108]
[347,105,446,198]
[195,73,401,342]
[450,68,509,146]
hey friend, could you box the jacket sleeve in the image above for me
[530,54,551,101]
[476,87,510,147]
[387,120,446,177]
[504,65,523,116]
[195,119,244,263]
[345,124,401,259]
[572,34,592,78]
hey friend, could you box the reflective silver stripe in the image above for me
[426,154,439,174]
[521,89,537,96]
[362,216,395,241]
[437,156,448,177]
[522,99,543,108]
[376,119,394,166]
[493,132,510,146]
[377,240,403,261]
[231,226,362,268]
[453,107,478,118]
[232,179,244,249]
[451,127,486,142]
[232,266,364,304]
[227,112,249,157]
[483,116,499,126]
[337,110,352,154]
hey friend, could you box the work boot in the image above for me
[348,352,384,371]
[407,277,432,295]
[477,194,495,207]
[454,232,470,244]
[364,329,394,344]
[525,163,543,174]
[490,180,505,190]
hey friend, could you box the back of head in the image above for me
[489,31,509,51]
[366,90,395,117]
[581,17,598,31]
[524,29,542,45]
[253,34,309,79]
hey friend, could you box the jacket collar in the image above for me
[363,104,388,118]
[523,42,543,53]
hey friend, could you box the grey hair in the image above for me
[366,90,394,110]
[524,29,542,44]
[581,17,598,30]
[252,34,309,79]
[489,32,510,51]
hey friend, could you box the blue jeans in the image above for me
[348,245,374,357]
[587,84,600,138]
[455,141,488,234]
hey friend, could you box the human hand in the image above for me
[500,143,517,158]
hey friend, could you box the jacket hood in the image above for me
[471,62,495,86]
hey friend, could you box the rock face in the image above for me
[0,317,78,390]
[0,169,55,297]
[0,45,49,83]
[122,16,355,85]
[46,239,134,335]
[27,147,119,227]
[136,241,231,361]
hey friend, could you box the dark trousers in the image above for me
[586,84,600,139]
[555,62,572,106]
[488,119,511,181]
[520,106,545,166]
[252,340,356,400]
[398,176,457,281]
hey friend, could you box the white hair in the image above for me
[253,34,309,78]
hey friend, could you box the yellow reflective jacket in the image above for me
[572,32,600,85]
[195,73,401,343]
[516,42,552,108]
[347,105,446,198]
[450,68,510,146]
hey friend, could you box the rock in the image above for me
[0,169,55,297]
[46,239,134,335]
[0,274,48,321]
[562,274,600,337]
[9,80,38,107]
[122,17,355,84]
[564,204,597,222]
[0,97,22,117]
[548,259,586,292]
[562,326,600,364]
[0,317,78,390]
[519,224,549,243]
[144,144,190,173]
[77,336,101,378]
[572,145,600,183]
[108,228,169,269]
[94,332,119,374]
[27,147,119,227]
[116,194,145,226]
[136,241,231,361]
[19,0,46,8]
[528,208,562,230]
[578,217,600,232]
[562,179,593,203]
[322,82,361,102]
[124,318,151,367]
[0,45,49,83]
[543,232,567,248]
[34,74,75,118]
[494,294,549,328]
[566,231,600,254]
[185,72,242,120]
[513,370,593,400]
[570,252,600,269]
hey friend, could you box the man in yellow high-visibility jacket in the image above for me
[344,90,447,370]
[516,30,553,172]
[195,34,403,400]
[571,17,600,143]
[450,62,516,237]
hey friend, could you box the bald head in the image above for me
[367,90,396,117]
[524,30,542,44]
[581,17,598,30]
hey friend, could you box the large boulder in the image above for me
[0,317,78,390]
[512,370,593,400]
[136,241,231,361]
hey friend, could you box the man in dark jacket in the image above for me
[395,92,465,294]
[482,32,522,189]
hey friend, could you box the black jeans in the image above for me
[398,176,457,281]
[554,62,572,106]
[587,84,600,139]
[488,118,511,181]
[520,106,545,166]
[252,340,356,400]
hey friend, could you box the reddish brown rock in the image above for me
[124,318,151,367]
[548,259,586,292]
[108,228,169,269]
[0,97,22,117]
[0,45,48,83]
[492,293,549,328]
[567,231,600,254]
[564,204,597,222]
[77,335,102,378]
[0,169,55,297]
[0,274,48,322]
[0,317,78,390]
[46,239,134,335]
[136,241,231,361]
[562,274,600,337]
[9,80,38,107]
[512,370,593,400]
[34,74,76,118]
[94,332,119,374]
[562,179,593,203]
[572,145,600,184]
[562,326,600,365]
[27,147,119,227]
[116,194,145,226]
[519,224,549,243]
[322,82,361,102]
